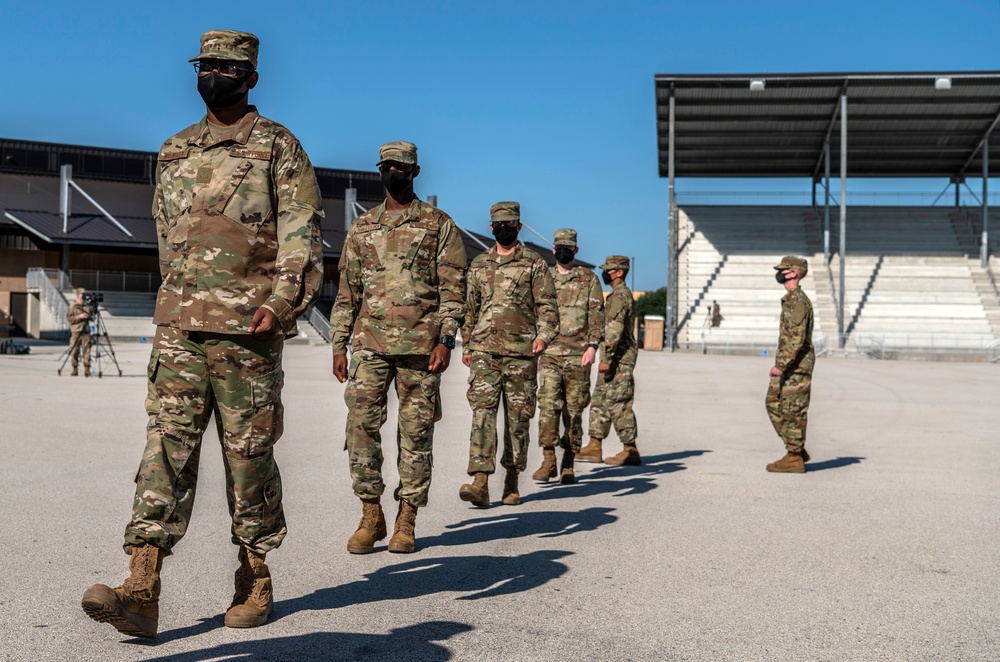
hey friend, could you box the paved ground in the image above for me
[1,341,997,661]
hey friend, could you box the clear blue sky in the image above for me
[3,1,998,290]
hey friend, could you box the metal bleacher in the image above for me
[678,205,1000,358]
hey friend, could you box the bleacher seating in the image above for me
[677,205,1000,355]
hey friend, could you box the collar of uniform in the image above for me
[489,242,523,265]
[375,197,422,229]
[190,106,260,148]
[554,265,577,279]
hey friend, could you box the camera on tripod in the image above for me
[82,292,104,306]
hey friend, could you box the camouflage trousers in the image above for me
[588,361,637,444]
[765,371,811,452]
[124,326,286,555]
[537,354,592,453]
[466,351,537,475]
[69,331,91,369]
[344,350,440,508]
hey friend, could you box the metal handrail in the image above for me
[26,268,70,333]
[304,305,331,343]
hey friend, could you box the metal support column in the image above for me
[60,164,71,234]
[344,188,358,231]
[955,179,961,207]
[838,91,848,348]
[666,88,677,352]
[824,139,831,266]
[983,138,990,268]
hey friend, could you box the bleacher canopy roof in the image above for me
[654,72,1000,179]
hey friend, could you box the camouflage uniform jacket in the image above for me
[329,198,467,355]
[775,286,814,375]
[152,107,324,336]
[66,302,91,334]
[543,265,603,356]
[601,282,638,368]
[463,243,558,357]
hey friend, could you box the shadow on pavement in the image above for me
[420,507,617,549]
[520,450,711,504]
[136,620,472,661]
[272,549,571,619]
[806,456,865,472]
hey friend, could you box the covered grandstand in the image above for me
[654,72,1000,360]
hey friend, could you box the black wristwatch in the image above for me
[586,343,599,350]
[438,335,456,349]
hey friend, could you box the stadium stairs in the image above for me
[677,205,999,359]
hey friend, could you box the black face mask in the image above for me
[381,168,413,195]
[197,72,249,110]
[554,247,575,265]
[601,270,613,285]
[492,225,519,247]
[775,271,790,284]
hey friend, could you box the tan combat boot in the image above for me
[531,448,558,482]
[502,468,520,505]
[576,438,603,463]
[224,547,273,628]
[81,544,164,638]
[346,498,386,554]
[800,448,811,463]
[71,366,78,376]
[560,449,576,484]
[604,443,642,466]
[766,452,806,474]
[459,472,490,508]
[387,500,418,554]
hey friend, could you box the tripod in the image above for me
[58,302,122,377]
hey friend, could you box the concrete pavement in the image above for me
[1,343,997,660]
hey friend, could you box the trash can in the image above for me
[643,315,664,351]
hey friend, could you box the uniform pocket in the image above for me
[144,349,161,417]
[248,367,284,455]
[221,160,274,234]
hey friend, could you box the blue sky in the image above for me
[3,1,999,289]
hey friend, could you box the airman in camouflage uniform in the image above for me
[532,228,603,485]
[83,30,323,637]
[765,256,815,474]
[330,140,467,555]
[459,201,559,508]
[66,288,92,376]
[579,255,641,466]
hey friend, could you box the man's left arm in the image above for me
[774,298,808,373]
[261,135,325,334]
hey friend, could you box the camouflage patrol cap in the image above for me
[189,30,259,69]
[553,228,577,247]
[774,255,808,275]
[490,201,520,223]
[600,255,630,271]
[377,141,418,166]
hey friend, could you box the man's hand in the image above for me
[598,361,610,373]
[532,338,546,355]
[462,353,473,367]
[333,353,348,383]
[769,366,783,377]
[79,313,89,321]
[249,307,280,339]
[581,346,597,367]
[428,345,451,373]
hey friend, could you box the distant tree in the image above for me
[635,287,667,321]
